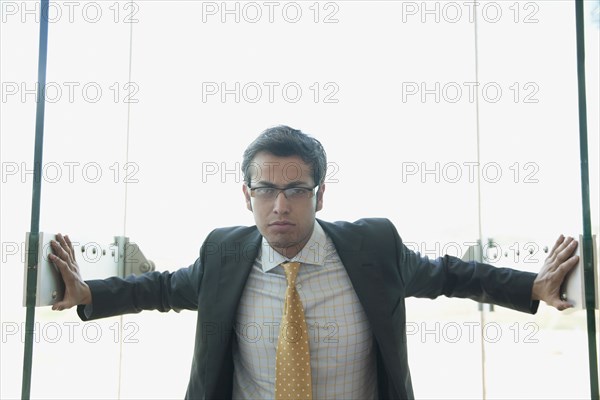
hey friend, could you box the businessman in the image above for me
[50,125,579,399]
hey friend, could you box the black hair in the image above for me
[241,125,327,186]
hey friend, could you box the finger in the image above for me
[554,300,573,311]
[548,234,564,259]
[52,300,71,311]
[55,234,74,264]
[552,236,573,259]
[64,235,76,261]
[556,239,578,263]
[548,236,573,265]
[50,239,73,269]
[49,253,72,280]
[555,254,580,279]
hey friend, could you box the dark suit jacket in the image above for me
[78,218,539,399]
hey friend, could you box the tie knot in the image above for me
[281,261,301,286]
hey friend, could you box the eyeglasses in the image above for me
[249,185,319,201]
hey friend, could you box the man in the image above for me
[50,125,579,399]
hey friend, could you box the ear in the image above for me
[242,184,253,211]
[315,183,325,212]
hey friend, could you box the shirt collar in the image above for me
[259,220,328,272]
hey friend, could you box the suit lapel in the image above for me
[216,227,262,314]
[204,227,262,396]
[317,219,395,345]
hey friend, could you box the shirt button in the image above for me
[297,284,302,289]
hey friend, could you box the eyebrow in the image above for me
[254,181,312,188]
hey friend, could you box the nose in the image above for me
[272,191,291,214]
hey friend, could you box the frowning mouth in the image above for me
[269,221,295,226]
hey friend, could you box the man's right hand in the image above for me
[49,233,92,310]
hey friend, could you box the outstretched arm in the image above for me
[49,232,205,320]
[392,219,578,313]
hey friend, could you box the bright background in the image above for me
[1,1,599,398]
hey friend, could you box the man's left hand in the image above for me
[532,235,579,310]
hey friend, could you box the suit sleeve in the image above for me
[77,236,209,321]
[389,221,540,314]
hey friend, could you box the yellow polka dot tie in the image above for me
[275,261,313,400]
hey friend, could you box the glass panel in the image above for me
[476,1,599,398]
[1,5,41,398]
[1,1,131,398]
[5,1,596,398]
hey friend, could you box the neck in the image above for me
[273,238,310,259]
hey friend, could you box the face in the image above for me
[242,151,325,258]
